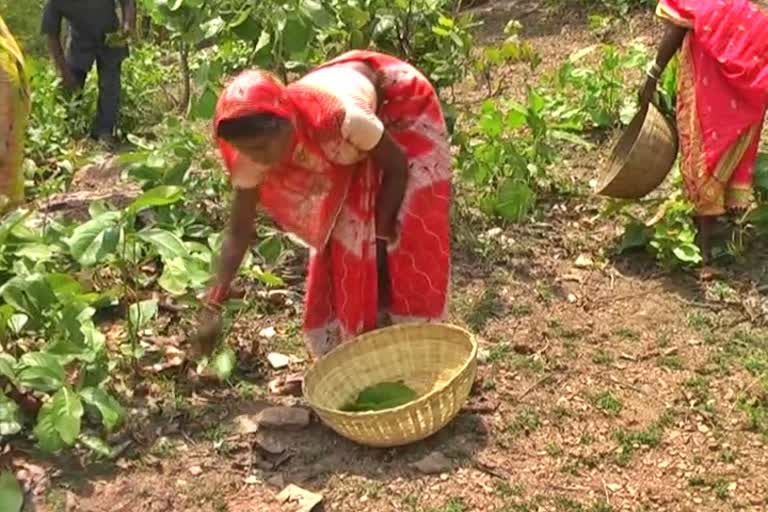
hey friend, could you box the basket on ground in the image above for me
[303,323,477,448]
[596,102,679,199]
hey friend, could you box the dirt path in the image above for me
[21,2,768,512]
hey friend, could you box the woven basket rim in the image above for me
[303,322,478,419]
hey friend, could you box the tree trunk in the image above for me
[179,42,191,115]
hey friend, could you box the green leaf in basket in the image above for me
[341,381,417,412]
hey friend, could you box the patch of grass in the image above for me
[687,312,715,331]
[561,454,600,475]
[688,475,707,487]
[511,303,533,317]
[429,497,468,512]
[551,405,572,420]
[720,447,737,463]
[464,287,503,332]
[614,411,675,466]
[495,481,525,498]
[688,475,731,500]
[712,479,730,500]
[549,320,583,340]
[589,391,623,416]
[592,349,614,366]
[402,494,420,510]
[554,496,584,511]
[546,442,564,457]
[507,409,542,436]
[590,501,615,512]
[488,342,514,363]
[579,433,595,445]
[613,327,639,341]
[658,354,685,370]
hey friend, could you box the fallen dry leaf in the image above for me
[277,484,322,512]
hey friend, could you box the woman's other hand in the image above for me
[638,75,658,109]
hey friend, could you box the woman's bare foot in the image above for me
[268,373,304,397]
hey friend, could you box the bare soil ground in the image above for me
[13,2,768,511]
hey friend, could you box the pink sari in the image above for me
[658,0,768,215]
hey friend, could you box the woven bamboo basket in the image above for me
[303,323,477,448]
[596,103,679,199]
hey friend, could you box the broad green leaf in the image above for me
[80,388,124,432]
[211,346,236,380]
[42,387,84,446]
[128,300,158,331]
[672,244,702,264]
[158,257,190,295]
[257,236,283,264]
[339,5,369,29]
[17,243,57,263]
[137,229,189,259]
[192,87,218,120]
[127,186,184,214]
[0,395,22,436]
[619,223,651,253]
[8,314,27,334]
[342,381,417,412]
[254,270,285,288]
[66,212,121,266]
[495,179,536,222]
[16,352,66,392]
[0,354,16,382]
[79,434,113,458]
[302,0,333,27]
[0,471,22,512]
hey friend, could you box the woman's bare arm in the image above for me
[370,131,408,241]
[654,22,688,74]
[640,22,688,106]
[207,187,259,304]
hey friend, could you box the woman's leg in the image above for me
[694,215,717,263]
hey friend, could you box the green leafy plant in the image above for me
[342,381,418,412]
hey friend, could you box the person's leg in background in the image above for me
[92,47,126,143]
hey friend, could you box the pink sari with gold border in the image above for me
[658,0,768,215]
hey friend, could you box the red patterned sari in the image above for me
[658,0,768,215]
[214,51,452,358]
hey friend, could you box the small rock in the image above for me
[188,466,203,476]
[606,483,622,492]
[567,293,577,303]
[65,491,78,512]
[477,348,491,364]
[256,432,285,455]
[259,326,277,339]
[244,474,260,485]
[267,352,291,370]
[267,474,285,488]
[267,290,290,305]
[485,227,503,238]
[234,414,260,435]
[412,451,452,475]
[257,407,311,431]
[574,254,594,268]
[277,484,323,512]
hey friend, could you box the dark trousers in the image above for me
[68,40,127,138]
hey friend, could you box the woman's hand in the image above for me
[190,306,223,359]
